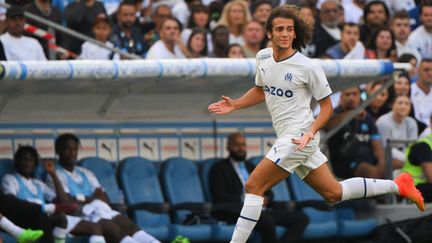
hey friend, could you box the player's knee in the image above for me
[322,185,342,203]
[244,179,265,196]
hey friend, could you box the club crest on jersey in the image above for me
[284,72,293,81]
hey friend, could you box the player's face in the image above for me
[58,139,79,167]
[15,152,36,178]
[268,17,296,50]
[228,135,247,162]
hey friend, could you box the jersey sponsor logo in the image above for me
[258,54,271,60]
[284,72,293,81]
[264,85,293,98]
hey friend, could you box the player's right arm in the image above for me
[208,86,265,115]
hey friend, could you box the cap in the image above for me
[6,6,24,19]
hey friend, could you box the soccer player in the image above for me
[208,5,425,243]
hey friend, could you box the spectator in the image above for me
[380,0,416,16]
[299,4,317,57]
[208,0,224,30]
[47,133,161,243]
[376,94,418,167]
[252,0,272,26]
[402,114,432,202]
[399,53,419,83]
[359,1,390,44]
[241,20,265,58]
[325,22,362,59]
[146,17,186,59]
[391,11,422,61]
[142,4,171,49]
[225,43,245,58]
[63,0,107,54]
[181,4,212,53]
[312,0,342,58]
[217,0,252,45]
[171,0,201,27]
[0,6,46,60]
[185,27,207,57]
[209,133,309,243]
[364,26,397,61]
[343,0,364,24]
[24,0,63,59]
[411,58,432,126]
[79,17,119,59]
[208,25,229,57]
[387,72,411,104]
[110,1,146,58]
[327,86,386,179]
[408,2,432,59]
[365,81,390,120]
[1,146,105,243]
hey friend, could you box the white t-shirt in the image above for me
[2,173,56,205]
[408,25,432,59]
[376,111,418,148]
[45,166,101,195]
[411,82,432,125]
[396,40,422,63]
[146,40,186,59]
[79,41,119,60]
[343,2,363,24]
[0,32,47,61]
[255,48,332,138]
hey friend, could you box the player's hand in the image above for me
[208,95,236,115]
[291,132,314,151]
[42,159,56,174]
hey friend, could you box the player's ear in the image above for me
[267,31,272,40]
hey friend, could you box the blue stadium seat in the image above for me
[161,157,227,241]
[198,158,222,202]
[0,231,16,243]
[0,159,14,179]
[288,173,376,239]
[78,157,122,203]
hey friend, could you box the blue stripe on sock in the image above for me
[239,215,258,222]
[363,178,367,198]
[275,158,281,164]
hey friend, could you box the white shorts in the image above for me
[265,132,327,179]
[82,199,120,222]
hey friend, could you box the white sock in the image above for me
[43,203,56,215]
[230,193,264,243]
[89,235,106,243]
[53,227,66,243]
[132,230,160,243]
[0,216,24,238]
[340,177,399,201]
[120,236,140,243]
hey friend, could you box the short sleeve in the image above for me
[1,174,19,196]
[308,64,332,101]
[255,58,263,87]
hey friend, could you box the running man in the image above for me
[208,5,425,243]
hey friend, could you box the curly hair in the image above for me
[265,5,313,50]
[14,146,39,174]
[55,133,80,154]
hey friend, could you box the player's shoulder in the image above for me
[256,48,273,62]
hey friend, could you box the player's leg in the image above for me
[304,162,424,210]
[0,213,43,242]
[230,158,289,243]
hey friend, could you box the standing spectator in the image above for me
[359,1,390,44]
[242,20,265,58]
[79,17,119,59]
[252,0,272,26]
[142,4,171,48]
[343,0,364,24]
[391,10,422,61]
[63,0,107,54]
[365,81,390,120]
[364,26,397,61]
[411,59,432,126]
[225,43,245,58]
[24,0,63,59]
[312,0,342,58]
[408,2,432,60]
[181,4,211,53]
[217,0,252,45]
[327,86,386,179]
[0,6,46,60]
[325,22,362,59]
[111,0,146,58]
[185,27,207,57]
[146,17,186,59]
[208,25,229,57]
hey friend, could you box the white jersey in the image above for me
[255,48,332,138]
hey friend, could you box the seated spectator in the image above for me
[365,81,390,120]
[146,17,186,59]
[399,53,419,83]
[171,0,201,28]
[207,0,224,30]
[252,0,272,26]
[411,59,432,126]
[217,0,251,45]
[299,4,317,58]
[403,114,432,202]
[364,26,397,61]
[0,212,43,242]
[47,133,160,243]
[208,25,229,58]
[327,87,386,179]
[376,94,418,168]
[241,20,265,58]
[111,0,146,58]
[225,43,245,58]
[63,0,107,54]
[142,4,171,49]
[390,10,422,62]
[408,2,432,60]
[79,17,119,60]
[24,0,63,59]
[1,146,105,243]
[359,1,390,44]
[180,4,212,53]
[209,133,309,243]
[0,6,46,61]
[325,22,363,59]
[185,27,207,58]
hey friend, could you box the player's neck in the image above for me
[272,47,296,62]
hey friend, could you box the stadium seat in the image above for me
[0,158,14,179]
[78,157,122,203]
[288,173,377,239]
[161,157,229,241]
[0,231,16,243]
[198,158,222,202]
